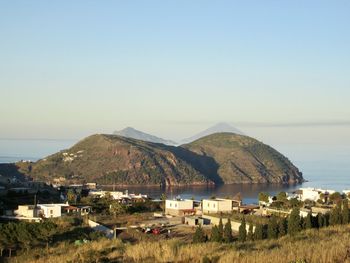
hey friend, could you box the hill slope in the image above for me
[9,132,303,186]
[11,224,350,263]
[114,127,177,145]
[16,134,210,186]
[182,133,303,184]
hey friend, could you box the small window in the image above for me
[175,203,177,208]
[213,204,216,208]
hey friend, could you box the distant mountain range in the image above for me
[114,122,244,145]
[113,127,177,146]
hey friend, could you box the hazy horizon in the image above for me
[1,1,350,145]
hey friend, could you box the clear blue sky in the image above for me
[1,1,350,143]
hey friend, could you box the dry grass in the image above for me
[8,225,350,263]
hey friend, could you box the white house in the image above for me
[37,204,62,218]
[15,205,41,218]
[165,199,194,216]
[297,188,335,202]
[202,198,233,214]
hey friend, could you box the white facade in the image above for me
[37,204,62,218]
[15,205,39,218]
[165,199,194,216]
[298,188,335,202]
[89,190,147,200]
[202,199,232,214]
[166,199,193,210]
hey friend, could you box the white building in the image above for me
[15,205,40,218]
[89,190,147,201]
[297,188,335,202]
[202,198,233,214]
[165,199,194,216]
[89,190,123,199]
[37,204,62,218]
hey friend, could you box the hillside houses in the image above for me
[4,202,92,221]
[296,187,336,202]
[89,190,148,203]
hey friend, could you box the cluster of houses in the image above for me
[165,198,242,216]
[1,203,92,222]
[88,189,148,204]
[164,187,350,226]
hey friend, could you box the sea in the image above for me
[1,139,349,204]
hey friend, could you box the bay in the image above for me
[1,139,349,204]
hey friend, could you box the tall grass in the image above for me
[8,225,350,263]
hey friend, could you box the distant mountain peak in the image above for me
[113,127,177,145]
[207,122,242,132]
[181,122,244,144]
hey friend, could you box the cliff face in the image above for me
[11,133,303,186]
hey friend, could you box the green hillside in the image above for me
[2,132,303,186]
[182,133,303,184]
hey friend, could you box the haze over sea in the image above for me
[1,129,349,204]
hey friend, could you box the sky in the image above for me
[1,1,350,147]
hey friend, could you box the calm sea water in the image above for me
[0,139,349,204]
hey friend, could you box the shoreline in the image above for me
[98,181,304,188]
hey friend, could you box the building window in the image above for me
[213,204,216,208]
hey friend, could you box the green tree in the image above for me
[289,198,301,208]
[258,192,269,203]
[288,207,301,235]
[193,225,206,243]
[330,203,342,225]
[278,218,287,237]
[210,225,222,242]
[67,189,77,204]
[109,202,125,217]
[342,199,349,224]
[218,217,224,238]
[305,212,313,229]
[329,192,342,204]
[254,224,264,240]
[247,223,254,241]
[276,192,288,202]
[238,217,247,242]
[223,219,233,243]
[267,216,278,239]
[317,213,324,228]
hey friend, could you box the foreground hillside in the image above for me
[7,133,303,185]
[11,224,350,263]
